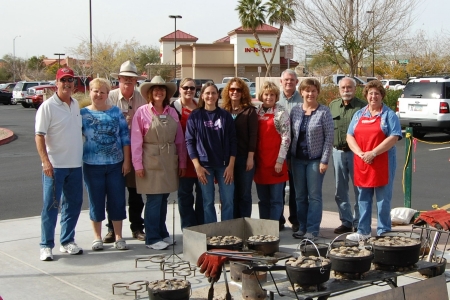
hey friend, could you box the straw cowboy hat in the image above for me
[139,76,177,101]
[110,60,146,80]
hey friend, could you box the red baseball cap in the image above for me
[56,67,75,80]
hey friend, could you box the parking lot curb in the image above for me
[0,128,14,145]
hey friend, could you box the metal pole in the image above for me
[13,35,21,82]
[366,11,375,77]
[169,15,182,79]
[54,53,65,68]
[89,0,93,75]
[404,127,413,208]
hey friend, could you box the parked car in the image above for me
[247,82,256,99]
[72,76,92,93]
[323,74,367,87]
[396,76,450,138]
[217,77,250,98]
[25,85,57,109]
[194,79,214,97]
[0,90,13,105]
[12,81,50,108]
[381,79,404,90]
[169,78,182,98]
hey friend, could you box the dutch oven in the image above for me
[207,235,243,251]
[368,236,421,267]
[329,239,359,249]
[300,243,328,257]
[419,257,447,277]
[285,257,331,286]
[327,244,373,274]
[246,235,279,256]
[148,279,191,300]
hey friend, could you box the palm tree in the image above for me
[266,0,297,76]
[235,0,270,75]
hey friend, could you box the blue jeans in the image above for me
[200,166,234,224]
[83,162,126,222]
[144,193,170,245]
[40,167,83,248]
[177,176,204,229]
[256,183,285,220]
[291,158,325,237]
[357,149,396,236]
[332,148,360,228]
[233,155,255,218]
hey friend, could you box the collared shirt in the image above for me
[108,88,147,131]
[35,93,82,168]
[278,90,303,114]
[329,97,366,148]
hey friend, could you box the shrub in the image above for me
[75,92,91,108]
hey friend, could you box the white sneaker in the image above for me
[40,247,53,261]
[146,241,170,250]
[60,242,83,255]
[346,232,371,241]
[163,236,176,245]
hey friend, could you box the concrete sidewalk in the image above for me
[1,203,449,300]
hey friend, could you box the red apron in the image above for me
[254,111,288,184]
[353,110,388,187]
[180,107,197,178]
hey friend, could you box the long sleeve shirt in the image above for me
[256,103,291,163]
[130,103,187,170]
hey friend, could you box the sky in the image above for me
[0,0,447,61]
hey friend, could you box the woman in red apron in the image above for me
[346,80,402,241]
[131,76,187,250]
[254,81,290,221]
[170,78,204,230]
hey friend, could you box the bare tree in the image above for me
[288,0,417,76]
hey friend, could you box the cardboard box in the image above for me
[182,218,279,263]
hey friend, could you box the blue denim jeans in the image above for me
[256,182,285,220]
[144,193,170,245]
[332,148,360,228]
[233,155,255,218]
[40,167,83,248]
[83,162,126,222]
[200,166,234,224]
[291,158,325,237]
[357,149,396,236]
[177,176,204,229]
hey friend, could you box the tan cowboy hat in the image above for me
[139,76,177,101]
[110,60,146,80]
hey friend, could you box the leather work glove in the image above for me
[197,249,237,282]
[414,210,450,230]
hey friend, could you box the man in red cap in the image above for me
[35,67,84,261]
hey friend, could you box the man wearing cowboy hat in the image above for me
[104,60,147,243]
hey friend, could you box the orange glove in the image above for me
[197,249,237,281]
[414,210,450,230]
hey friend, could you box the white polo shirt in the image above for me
[35,94,82,168]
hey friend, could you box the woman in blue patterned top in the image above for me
[81,78,131,251]
[290,78,334,241]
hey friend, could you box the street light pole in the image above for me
[169,15,182,79]
[54,53,65,68]
[13,35,21,82]
[366,10,375,77]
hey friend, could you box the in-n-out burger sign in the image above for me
[244,39,273,56]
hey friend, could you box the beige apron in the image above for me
[136,112,179,194]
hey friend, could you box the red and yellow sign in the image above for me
[244,39,273,56]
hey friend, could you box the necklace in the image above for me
[233,106,239,111]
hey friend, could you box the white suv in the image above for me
[396,76,450,138]
[381,79,404,90]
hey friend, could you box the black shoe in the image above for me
[292,224,300,232]
[132,230,146,241]
[279,223,285,231]
[353,227,358,232]
[103,231,116,243]
[334,225,353,234]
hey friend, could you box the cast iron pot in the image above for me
[371,237,421,267]
[246,239,279,256]
[300,243,328,257]
[148,281,191,300]
[419,258,447,277]
[329,239,359,249]
[207,242,243,251]
[327,252,374,274]
[285,260,331,286]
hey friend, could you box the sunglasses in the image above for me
[60,78,74,83]
[181,86,196,91]
[229,88,242,93]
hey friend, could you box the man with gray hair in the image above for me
[278,69,302,232]
[329,77,366,234]
[104,61,147,243]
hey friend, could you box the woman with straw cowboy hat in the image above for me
[131,76,187,250]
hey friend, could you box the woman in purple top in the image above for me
[185,82,237,224]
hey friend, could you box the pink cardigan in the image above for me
[131,103,187,171]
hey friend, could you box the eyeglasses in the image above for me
[59,78,74,83]
[181,86,196,91]
[229,88,242,93]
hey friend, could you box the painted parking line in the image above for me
[429,146,450,151]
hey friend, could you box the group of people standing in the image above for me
[35,61,401,262]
